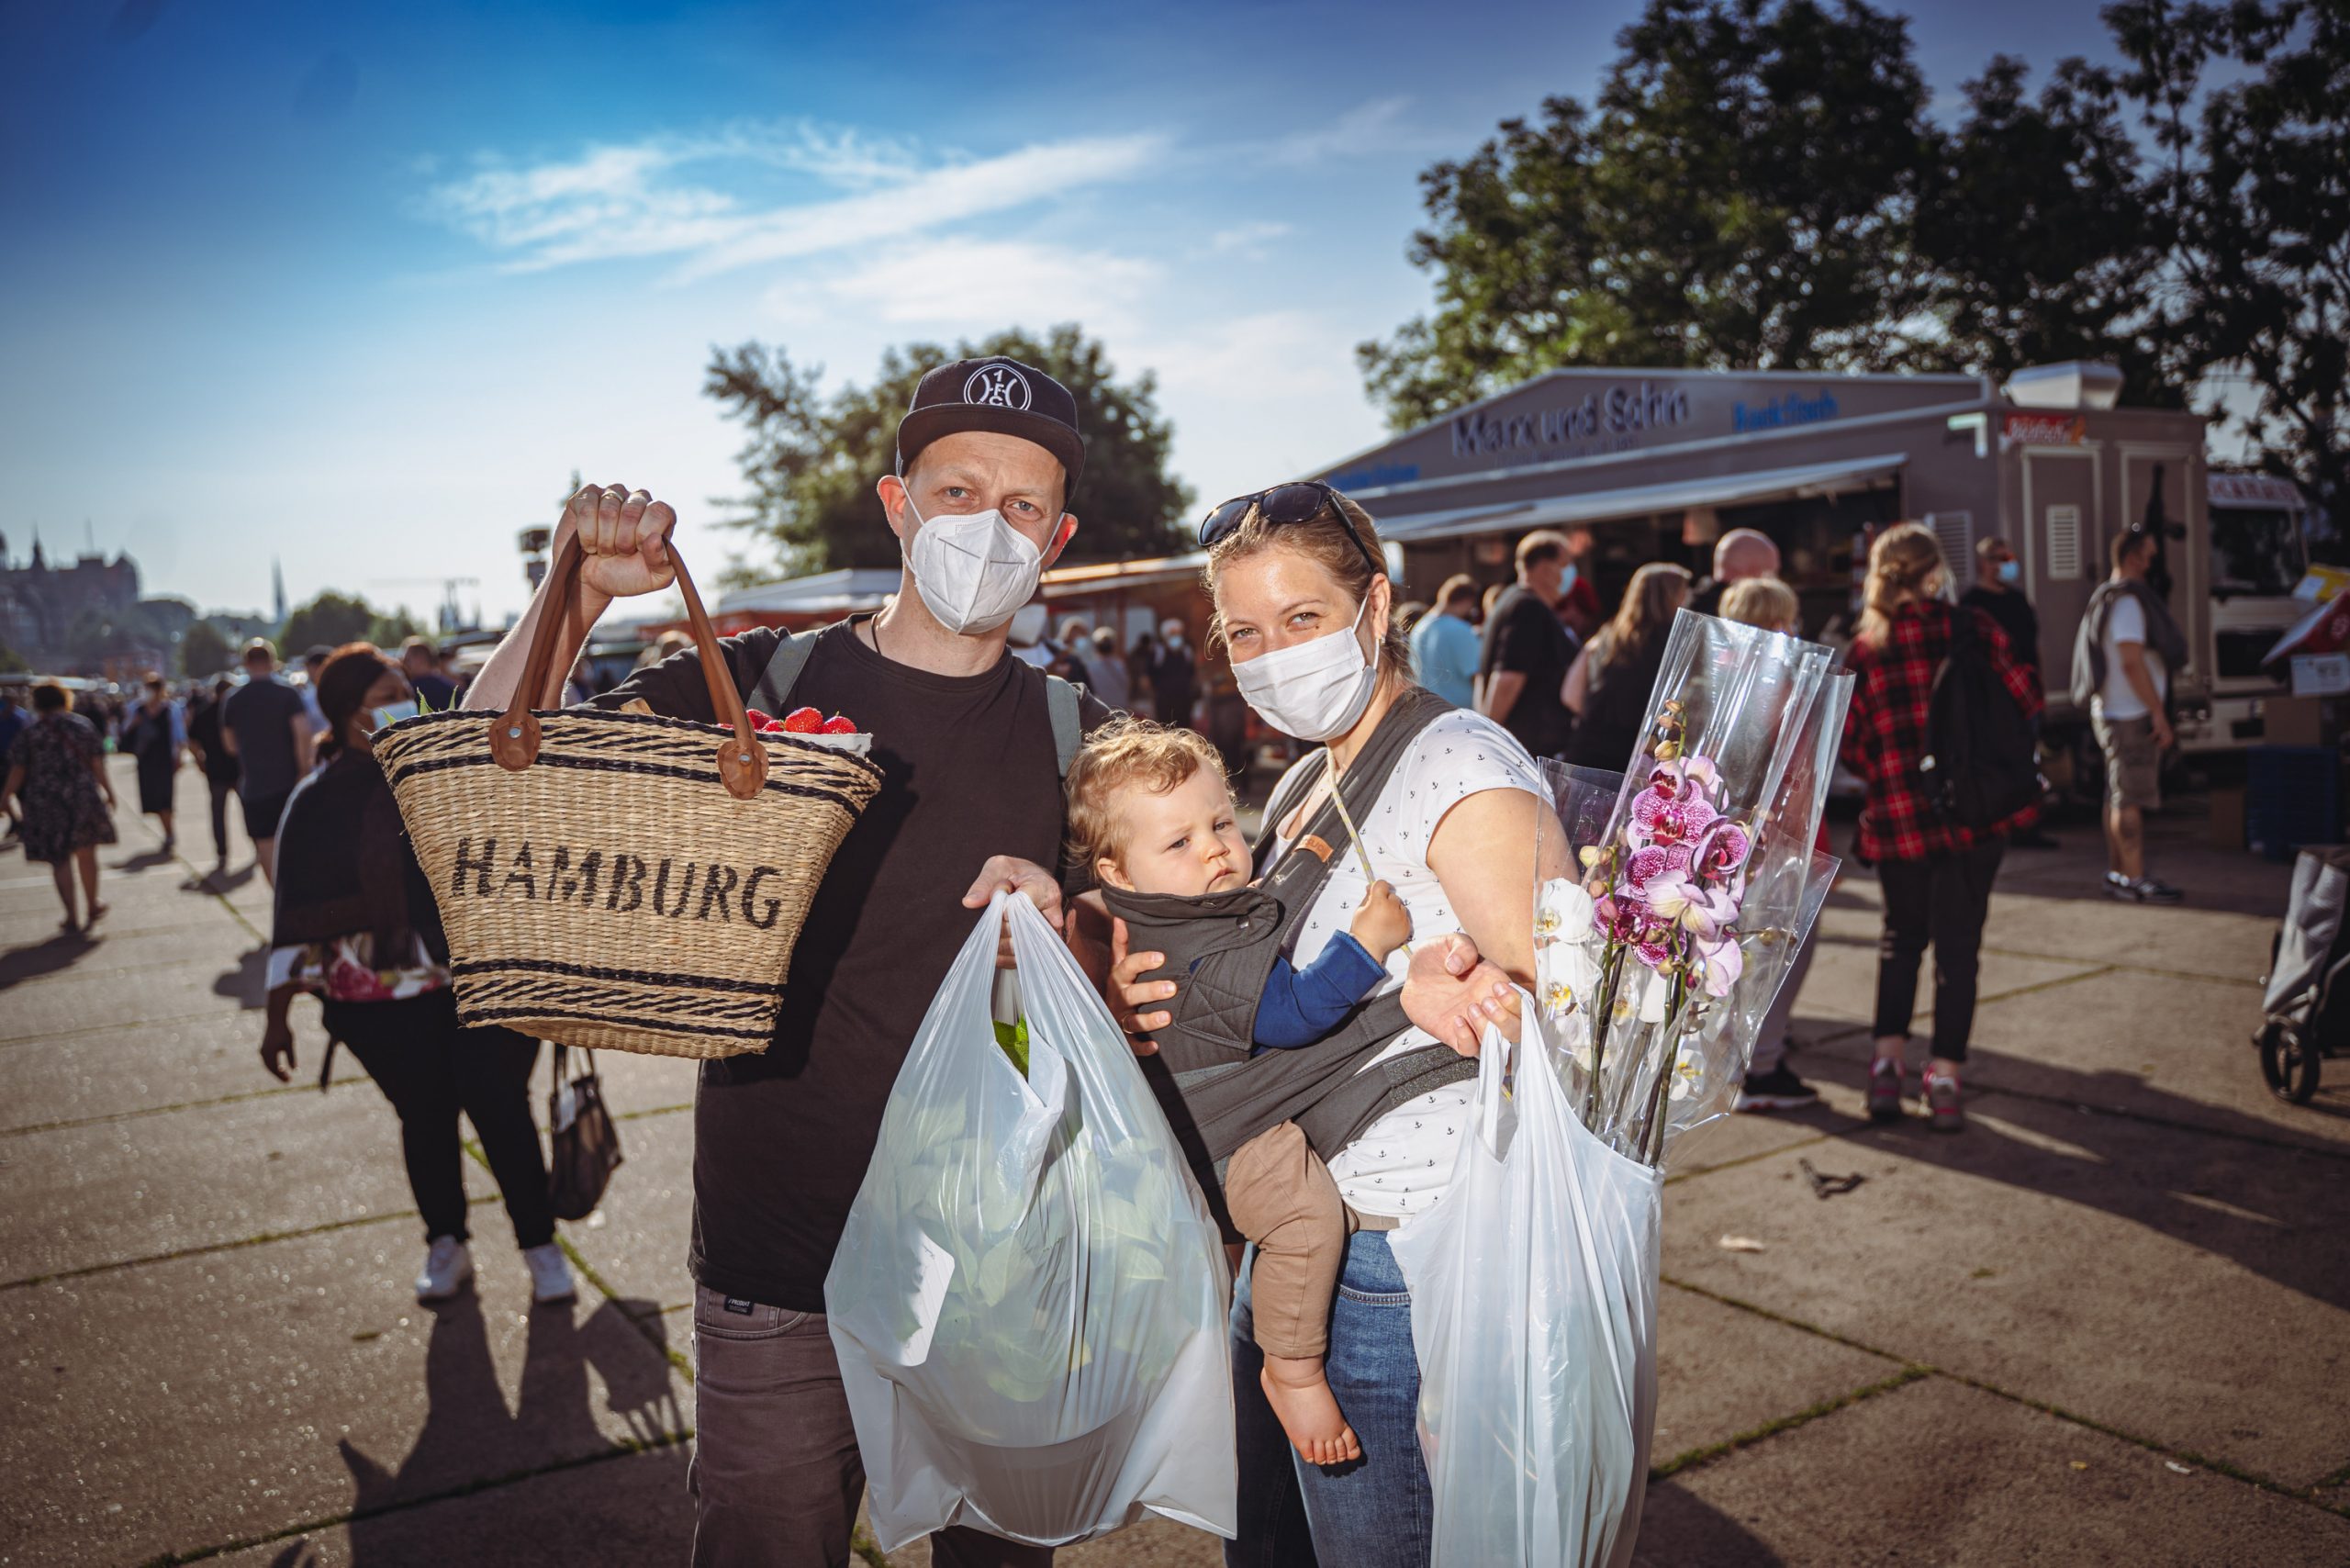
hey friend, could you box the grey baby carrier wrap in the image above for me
[1103,687,1477,1195]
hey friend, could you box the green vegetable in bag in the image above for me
[993,1015,1031,1077]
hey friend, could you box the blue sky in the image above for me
[0,0,2134,624]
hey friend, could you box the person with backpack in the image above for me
[1842,524,2042,1132]
[461,358,1119,1568]
[2071,524,2188,903]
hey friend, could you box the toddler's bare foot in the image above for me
[1261,1356,1361,1467]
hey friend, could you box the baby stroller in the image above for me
[2255,845,2350,1103]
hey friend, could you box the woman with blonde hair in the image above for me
[1561,560,1693,768]
[1105,479,1547,1567]
[1842,523,2041,1132]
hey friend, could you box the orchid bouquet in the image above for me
[1534,610,1852,1169]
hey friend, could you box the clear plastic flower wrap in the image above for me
[1531,610,1853,1169]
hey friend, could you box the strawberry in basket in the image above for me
[747,707,867,747]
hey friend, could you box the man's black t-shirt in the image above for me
[1960,586,2041,678]
[594,616,1109,1310]
[1477,584,1578,759]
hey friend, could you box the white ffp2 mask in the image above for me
[902,497,1045,636]
[1233,593,1380,742]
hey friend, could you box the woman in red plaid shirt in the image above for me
[1842,523,2043,1132]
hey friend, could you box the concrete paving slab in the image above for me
[0,1225,691,1567]
[584,1049,703,1119]
[1791,967,2350,1156]
[210,1441,696,1566]
[1650,1284,1898,1466]
[1661,1103,1834,1180]
[560,1105,696,1316]
[1,947,269,1041]
[1630,1373,2350,1568]
[2,1088,430,1283]
[0,1011,357,1133]
[1659,1097,2350,1488]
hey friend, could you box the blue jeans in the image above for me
[1225,1232,1433,1568]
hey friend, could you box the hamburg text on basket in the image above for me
[444,837,798,927]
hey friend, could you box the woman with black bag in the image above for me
[256,642,575,1305]
[1841,524,2042,1133]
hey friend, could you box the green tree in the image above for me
[181,622,232,678]
[1912,55,2174,397]
[1360,0,1938,428]
[2107,0,2348,529]
[367,607,422,649]
[0,638,27,674]
[706,324,1192,576]
[278,591,377,655]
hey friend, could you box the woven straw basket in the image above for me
[375,536,882,1058]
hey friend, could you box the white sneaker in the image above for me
[524,1242,576,1305]
[415,1236,474,1303]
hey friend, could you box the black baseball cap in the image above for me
[895,355,1086,504]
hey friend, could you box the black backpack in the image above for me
[1919,608,2041,832]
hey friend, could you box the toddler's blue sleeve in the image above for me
[1251,932,1391,1050]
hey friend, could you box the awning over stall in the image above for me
[1373,453,1909,543]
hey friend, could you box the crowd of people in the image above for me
[0,351,2191,1568]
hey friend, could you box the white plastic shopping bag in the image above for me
[1389,1003,1663,1568]
[824,891,1236,1551]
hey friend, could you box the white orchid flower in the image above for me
[1536,938,1601,1020]
[1534,878,1596,944]
[1668,1046,1705,1101]
[1639,969,1671,1023]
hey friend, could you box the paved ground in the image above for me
[5,757,2347,1566]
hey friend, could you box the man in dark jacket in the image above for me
[2072,526,2188,903]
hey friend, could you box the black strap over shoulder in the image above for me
[1123,686,1479,1172]
[753,622,1082,778]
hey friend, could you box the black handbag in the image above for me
[546,1043,622,1221]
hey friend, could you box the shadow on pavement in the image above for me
[1632,1478,1788,1565]
[214,944,270,1009]
[1778,1043,2350,1313]
[185,862,258,894]
[310,1294,688,1564]
[0,929,97,985]
[111,846,178,873]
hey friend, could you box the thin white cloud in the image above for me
[1205,220,1293,259]
[1265,97,1422,167]
[793,238,1160,334]
[420,121,1165,282]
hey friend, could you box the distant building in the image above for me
[0,533,142,671]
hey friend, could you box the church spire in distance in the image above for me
[273,556,287,625]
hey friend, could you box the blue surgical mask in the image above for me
[1998,559,2021,585]
[1558,564,1579,601]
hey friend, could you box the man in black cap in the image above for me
[465,356,1104,1568]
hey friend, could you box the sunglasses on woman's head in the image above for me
[1198,481,1383,577]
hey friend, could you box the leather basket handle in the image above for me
[489,532,769,799]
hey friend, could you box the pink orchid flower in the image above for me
[1696,931,1745,997]
[1694,819,1753,879]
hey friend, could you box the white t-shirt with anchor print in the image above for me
[1259,707,1548,1220]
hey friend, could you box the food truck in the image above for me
[1269,359,2302,764]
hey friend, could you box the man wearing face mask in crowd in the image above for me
[1962,536,2059,850]
[1151,615,1198,727]
[1476,528,1581,760]
[462,357,1115,1568]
